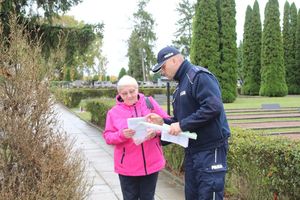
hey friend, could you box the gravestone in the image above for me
[261,103,280,110]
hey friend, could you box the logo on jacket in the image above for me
[180,91,186,96]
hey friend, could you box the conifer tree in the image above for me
[260,0,287,96]
[294,9,300,93]
[190,0,219,70]
[283,2,291,86]
[218,0,237,102]
[285,3,298,94]
[242,1,262,95]
[242,6,253,94]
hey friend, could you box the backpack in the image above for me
[145,96,171,146]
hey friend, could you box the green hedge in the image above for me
[51,88,173,108]
[52,89,83,108]
[51,88,117,107]
[84,99,114,127]
[228,128,300,199]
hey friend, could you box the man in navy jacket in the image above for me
[146,46,230,200]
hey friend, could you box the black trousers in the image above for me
[118,172,159,200]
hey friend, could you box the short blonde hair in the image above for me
[117,75,138,91]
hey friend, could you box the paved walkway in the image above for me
[55,103,185,200]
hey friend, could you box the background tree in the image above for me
[237,41,244,86]
[173,0,195,57]
[127,30,144,80]
[242,1,262,95]
[127,0,156,81]
[190,0,219,70]
[295,9,300,93]
[242,6,252,94]
[0,0,104,81]
[260,0,287,96]
[218,0,237,102]
[118,67,127,80]
[283,3,298,94]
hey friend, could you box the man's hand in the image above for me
[169,122,182,136]
[145,113,164,125]
[122,128,135,138]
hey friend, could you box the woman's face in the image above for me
[119,86,138,106]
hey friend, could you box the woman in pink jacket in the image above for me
[103,75,169,200]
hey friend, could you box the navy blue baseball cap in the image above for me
[152,46,180,73]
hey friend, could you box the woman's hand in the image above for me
[122,128,135,138]
[145,128,156,140]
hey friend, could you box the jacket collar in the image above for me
[174,59,190,82]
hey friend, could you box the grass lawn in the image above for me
[70,95,300,128]
[224,95,300,109]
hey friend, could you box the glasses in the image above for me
[120,88,137,97]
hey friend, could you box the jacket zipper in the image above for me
[155,142,162,154]
[134,105,148,175]
[120,147,125,164]
[141,143,148,175]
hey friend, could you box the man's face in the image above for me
[160,57,177,80]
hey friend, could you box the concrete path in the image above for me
[55,103,185,200]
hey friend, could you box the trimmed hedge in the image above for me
[51,88,173,108]
[84,99,114,127]
[228,128,300,199]
[51,88,118,107]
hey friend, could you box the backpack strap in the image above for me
[145,96,154,110]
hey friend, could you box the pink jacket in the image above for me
[103,93,169,176]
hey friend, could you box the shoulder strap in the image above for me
[145,96,154,110]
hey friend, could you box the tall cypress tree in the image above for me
[242,6,253,94]
[287,3,298,94]
[260,0,287,96]
[242,1,262,95]
[295,9,300,93]
[283,2,291,88]
[190,0,219,71]
[250,1,262,94]
[218,0,237,102]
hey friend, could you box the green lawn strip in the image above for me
[224,95,300,109]
[70,107,91,122]
[229,117,300,123]
[253,127,300,134]
[226,110,299,116]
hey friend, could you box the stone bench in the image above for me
[261,103,281,110]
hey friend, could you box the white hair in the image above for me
[117,75,138,91]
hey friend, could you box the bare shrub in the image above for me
[0,17,89,199]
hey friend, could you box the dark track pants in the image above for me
[184,143,228,200]
[119,172,159,200]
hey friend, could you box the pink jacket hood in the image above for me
[103,93,169,176]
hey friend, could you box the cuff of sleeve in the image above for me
[155,130,161,136]
[163,118,172,125]
[118,130,127,141]
[179,119,188,132]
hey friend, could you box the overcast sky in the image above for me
[67,0,300,76]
